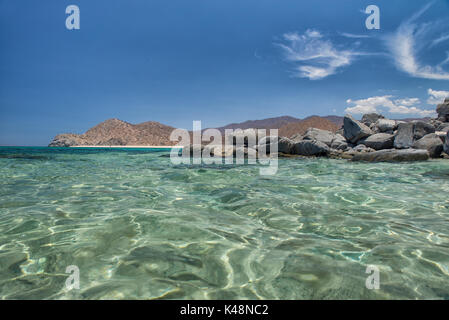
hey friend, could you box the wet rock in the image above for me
[352,149,429,162]
[292,140,329,156]
[343,115,373,144]
[359,133,394,150]
[412,133,443,158]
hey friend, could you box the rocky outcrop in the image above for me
[49,119,177,147]
[48,134,89,147]
[352,149,429,162]
[412,133,443,158]
[343,115,373,144]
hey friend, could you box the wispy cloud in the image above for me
[339,32,371,39]
[345,94,435,116]
[384,3,449,80]
[275,29,362,80]
[427,88,449,104]
[431,34,449,47]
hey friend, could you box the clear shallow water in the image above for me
[0,147,449,300]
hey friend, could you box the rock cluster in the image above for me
[256,99,449,162]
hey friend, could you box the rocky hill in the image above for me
[278,116,339,137]
[49,119,177,147]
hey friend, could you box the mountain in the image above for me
[215,116,300,133]
[48,115,344,147]
[49,119,177,147]
[278,116,340,138]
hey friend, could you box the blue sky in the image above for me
[1,0,449,145]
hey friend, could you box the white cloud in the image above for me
[427,88,449,104]
[345,95,435,116]
[276,29,361,80]
[384,3,449,80]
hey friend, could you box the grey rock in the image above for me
[359,133,394,150]
[352,149,429,162]
[436,100,449,122]
[290,133,303,143]
[412,121,435,140]
[375,119,397,133]
[352,144,375,153]
[343,115,373,144]
[303,128,336,147]
[330,134,348,150]
[292,140,330,156]
[412,133,443,158]
[436,123,449,133]
[394,122,415,149]
[361,113,385,126]
[258,136,294,154]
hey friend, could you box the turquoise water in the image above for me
[0,146,449,299]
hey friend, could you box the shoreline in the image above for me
[70,145,182,149]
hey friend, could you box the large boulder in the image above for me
[361,113,384,126]
[343,115,373,144]
[394,122,414,149]
[292,140,330,156]
[412,133,443,158]
[258,136,294,154]
[330,134,348,150]
[359,133,394,150]
[394,121,435,149]
[413,121,435,140]
[352,149,429,162]
[375,119,397,133]
[436,98,449,122]
[303,128,335,147]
